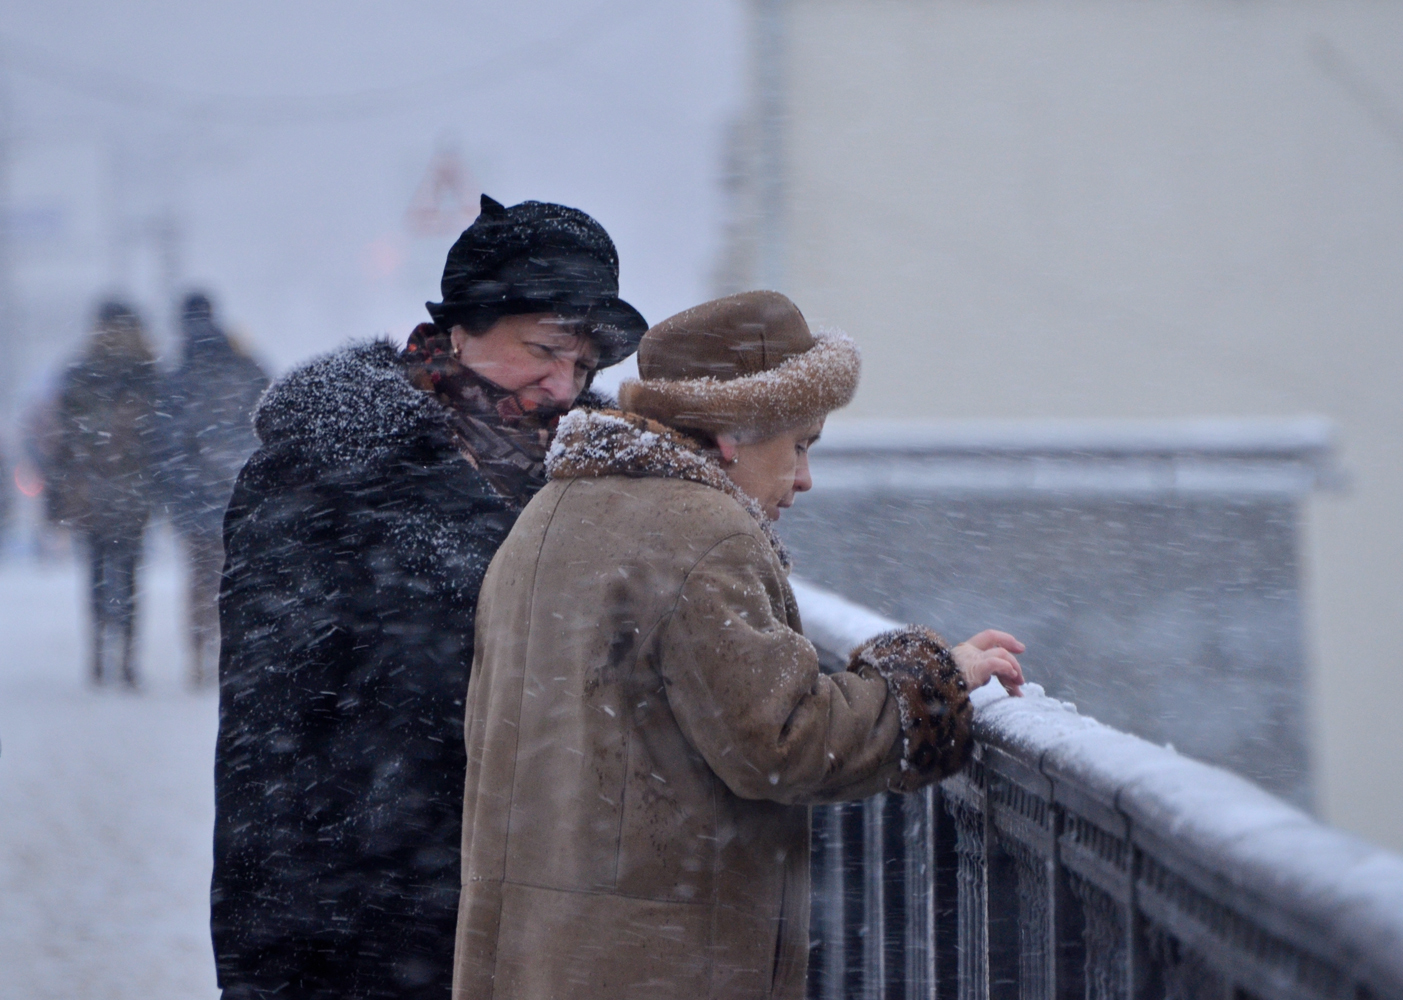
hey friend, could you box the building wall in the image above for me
[757,0,1403,850]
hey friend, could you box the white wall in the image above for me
[776,0,1403,850]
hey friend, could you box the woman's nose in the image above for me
[794,454,813,494]
[538,361,580,406]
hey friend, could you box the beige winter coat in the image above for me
[453,411,971,1000]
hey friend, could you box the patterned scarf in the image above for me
[402,323,562,506]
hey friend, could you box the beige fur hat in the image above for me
[617,290,860,437]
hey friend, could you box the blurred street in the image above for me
[0,535,220,1000]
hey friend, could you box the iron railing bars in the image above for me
[791,575,1403,1000]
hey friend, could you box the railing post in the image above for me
[932,786,962,999]
[902,786,936,1000]
[811,804,845,1000]
[880,792,908,999]
[942,749,989,1000]
[985,747,1063,1000]
[987,833,1022,1000]
[1053,783,1134,1000]
[1053,846,1086,1000]
[842,800,868,999]
[862,794,886,999]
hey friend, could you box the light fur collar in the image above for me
[546,409,790,569]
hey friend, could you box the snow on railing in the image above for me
[790,576,1403,1000]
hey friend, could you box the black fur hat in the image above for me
[426,194,647,369]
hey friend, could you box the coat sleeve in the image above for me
[656,532,918,805]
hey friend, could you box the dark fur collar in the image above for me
[253,339,450,470]
[254,338,616,473]
[546,408,789,568]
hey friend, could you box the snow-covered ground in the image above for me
[0,542,221,1000]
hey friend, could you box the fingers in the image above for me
[953,644,1026,697]
[987,648,1025,686]
[985,651,1025,695]
[963,629,1026,655]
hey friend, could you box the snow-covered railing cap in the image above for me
[805,416,1344,495]
[791,574,1403,1000]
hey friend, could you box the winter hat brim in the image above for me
[617,328,860,438]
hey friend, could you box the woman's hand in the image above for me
[951,630,1026,697]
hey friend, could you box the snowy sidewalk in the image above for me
[0,554,221,1000]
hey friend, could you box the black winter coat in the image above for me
[47,333,159,539]
[158,322,269,537]
[211,341,524,1000]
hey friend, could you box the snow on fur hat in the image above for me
[618,291,860,437]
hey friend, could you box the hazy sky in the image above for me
[2,0,746,385]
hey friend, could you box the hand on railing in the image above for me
[951,630,1026,697]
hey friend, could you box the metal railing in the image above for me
[791,577,1403,1000]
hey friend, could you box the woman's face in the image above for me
[451,314,599,411]
[721,419,824,521]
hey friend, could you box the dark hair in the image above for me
[96,300,139,328]
[443,307,585,340]
[182,291,214,320]
[451,306,506,337]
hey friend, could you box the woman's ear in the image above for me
[716,434,740,465]
[449,325,469,360]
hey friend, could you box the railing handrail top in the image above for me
[977,694,1403,987]
[789,575,1403,992]
[813,415,1336,460]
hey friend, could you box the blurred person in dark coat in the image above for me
[210,195,646,1000]
[159,292,269,688]
[47,301,160,688]
[17,367,73,560]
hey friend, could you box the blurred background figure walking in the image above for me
[157,293,269,689]
[45,301,160,689]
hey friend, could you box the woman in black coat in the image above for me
[48,301,159,687]
[158,291,269,688]
[211,196,645,1000]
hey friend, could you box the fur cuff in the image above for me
[849,625,972,792]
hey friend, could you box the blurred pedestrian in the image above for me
[158,292,269,688]
[0,441,12,550]
[211,195,647,1000]
[16,367,73,561]
[454,292,1025,998]
[47,301,160,688]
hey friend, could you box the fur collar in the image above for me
[546,409,790,569]
[253,338,616,475]
[254,339,452,470]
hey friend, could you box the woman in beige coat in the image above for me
[453,291,1025,1000]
